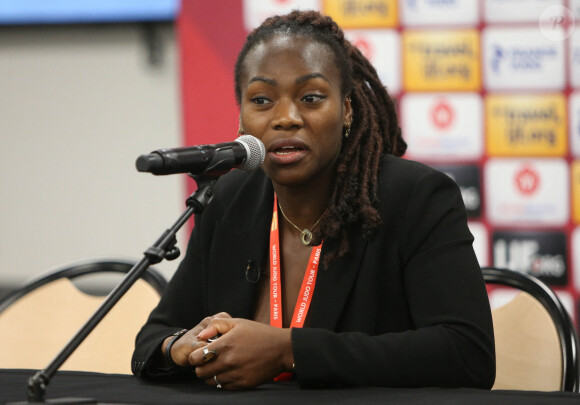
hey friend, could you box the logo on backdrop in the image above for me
[433,164,481,218]
[570,32,580,88]
[401,92,482,160]
[485,158,569,226]
[568,92,580,158]
[352,38,373,59]
[243,0,320,31]
[431,99,454,130]
[400,0,478,27]
[485,94,567,157]
[493,230,568,286]
[514,165,540,195]
[490,44,558,74]
[573,228,580,291]
[323,0,398,28]
[341,0,390,16]
[483,28,564,90]
[346,29,400,94]
[485,0,569,24]
[403,30,480,91]
[573,162,580,224]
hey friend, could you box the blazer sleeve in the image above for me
[131,169,267,379]
[291,166,495,389]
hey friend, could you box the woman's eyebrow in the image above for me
[295,73,330,84]
[248,76,277,86]
[248,73,330,87]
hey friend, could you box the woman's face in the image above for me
[238,35,352,188]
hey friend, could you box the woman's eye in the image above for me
[302,94,325,103]
[250,97,271,105]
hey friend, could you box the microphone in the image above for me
[136,135,265,176]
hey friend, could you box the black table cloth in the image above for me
[1,369,579,404]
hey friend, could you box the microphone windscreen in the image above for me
[236,135,265,172]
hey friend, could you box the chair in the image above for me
[482,267,579,392]
[0,258,167,374]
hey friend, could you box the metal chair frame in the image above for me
[0,258,167,314]
[482,266,579,392]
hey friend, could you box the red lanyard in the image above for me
[270,195,322,380]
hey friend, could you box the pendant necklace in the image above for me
[277,200,328,246]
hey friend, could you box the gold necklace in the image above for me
[278,203,328,246]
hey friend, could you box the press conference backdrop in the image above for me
[178,0,580,334]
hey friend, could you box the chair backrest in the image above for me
[0,258,167,374]
[482,267,579,392]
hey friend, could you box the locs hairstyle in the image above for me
[234,10,407,264]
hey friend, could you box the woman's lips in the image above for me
[269,146,308,164]
[268,138,309,165]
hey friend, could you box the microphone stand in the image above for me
[12,176,217,405]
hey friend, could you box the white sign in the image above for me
[243,0,321,31]
[400,0,479,26]
[569,0,580,19]
[345,29,400,94]
[468,221,489,267]
[568,92,580,157]
[485,158,569,226]
[483,27,565,90]
[569,31,580,90]
[401,92,483,161]
[484,0,563,23]
[573,227,580,292]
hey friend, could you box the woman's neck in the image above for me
[273,180,332,231]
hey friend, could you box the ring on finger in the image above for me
[214,375,222,389]
[202,347,217,363]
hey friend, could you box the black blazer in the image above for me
[132,155,495,389]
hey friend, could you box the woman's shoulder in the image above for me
[379,154,451,182]
[377,154,458,199]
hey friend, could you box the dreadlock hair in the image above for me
[234,10,407,265]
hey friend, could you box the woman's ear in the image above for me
[343,96,353,127]
[238,115,245,135]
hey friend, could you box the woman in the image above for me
[132,10,495,390]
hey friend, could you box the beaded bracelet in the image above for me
[164,328,189,369]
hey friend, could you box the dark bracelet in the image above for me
[164,328,189,370]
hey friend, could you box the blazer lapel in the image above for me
[308,233,368,331]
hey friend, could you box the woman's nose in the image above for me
[271,99,302,130]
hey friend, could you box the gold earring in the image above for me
[344,121,351,138]
[344,112,353,139]
[344,101,353,138]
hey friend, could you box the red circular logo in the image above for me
[353,38,373,60]
[515,166,540,195]
[431,100,454,130]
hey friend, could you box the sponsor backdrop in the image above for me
[179,0,580,332]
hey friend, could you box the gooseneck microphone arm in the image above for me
[21,176,217,404]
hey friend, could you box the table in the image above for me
[1,369,579,404]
